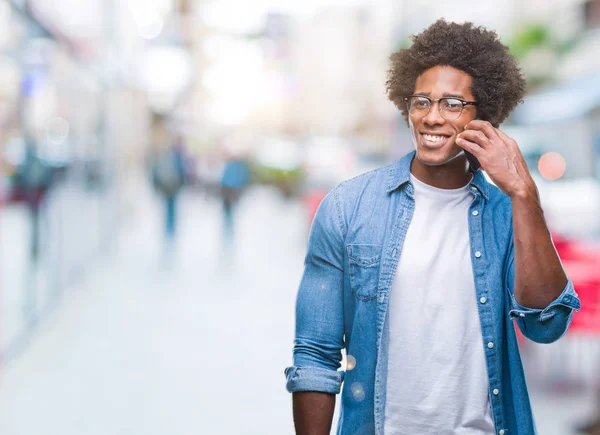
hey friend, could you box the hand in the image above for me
[456,120,537,199]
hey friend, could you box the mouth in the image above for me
[419,132,452,149]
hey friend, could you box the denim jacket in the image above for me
[285,151,580,435]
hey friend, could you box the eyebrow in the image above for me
[414,92,466,99]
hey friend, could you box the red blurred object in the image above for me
[553,232,600,335]
[302,188,329,230]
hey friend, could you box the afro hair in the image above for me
[386,19,526,127]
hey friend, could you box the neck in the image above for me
[410,154,472,189]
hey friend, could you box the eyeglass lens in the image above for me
[408,96,464,120]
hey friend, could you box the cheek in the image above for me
[452,123,469,136]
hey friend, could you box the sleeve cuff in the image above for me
[509,279,580,322]
[285,366,345,394]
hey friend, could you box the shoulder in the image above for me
[315,163,392,237]
[333,163,393,204]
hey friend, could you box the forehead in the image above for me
[414,66,474,99]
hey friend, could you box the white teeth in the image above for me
[423,134,446,143]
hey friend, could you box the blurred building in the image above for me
[0,0,174,361]
[509,0,600,181]
[283,7,396,153]
[168,2,406,157]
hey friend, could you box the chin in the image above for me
[415,146,462,167]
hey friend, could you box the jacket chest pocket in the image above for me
[347,244,382,301]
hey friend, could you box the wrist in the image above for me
[508,179,538,201]
[509,186,529,201]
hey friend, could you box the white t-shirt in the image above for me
[384,174,495,435]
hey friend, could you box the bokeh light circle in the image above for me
[346,355,357,371]
[538,152,566,181]
[350,382,366,402]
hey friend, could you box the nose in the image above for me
[422,101,446,126]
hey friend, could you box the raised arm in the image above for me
[457,120,580,343]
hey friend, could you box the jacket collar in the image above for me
[386,151,490,200]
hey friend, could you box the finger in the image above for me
[495,128,519,151]
[457,130,491,149]
[494,129,528,171]
[464,120,501,142]
[494,127,512,142]
[456,136,485,158]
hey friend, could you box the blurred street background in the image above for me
[0,0,599,434]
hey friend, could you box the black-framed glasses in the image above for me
[403,95,478,121]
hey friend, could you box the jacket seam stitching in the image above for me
[333,186,347,240]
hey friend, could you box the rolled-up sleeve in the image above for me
[285,188,346,394]
[505,239,581,344]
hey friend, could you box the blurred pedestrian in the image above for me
[151,137,186,242]
[285,19,579,435]
[13,142,54,261]
[219,155,251,240]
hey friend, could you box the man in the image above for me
[219,153,251,240]
[285,19,580,435]
[151,138,186,241]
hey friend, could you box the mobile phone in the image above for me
[465,150,481,172]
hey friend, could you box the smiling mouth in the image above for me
[420,133,452,147]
